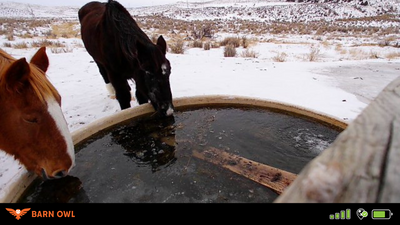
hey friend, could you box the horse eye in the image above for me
[23,117,39,124]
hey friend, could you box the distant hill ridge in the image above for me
[0,0,399,23]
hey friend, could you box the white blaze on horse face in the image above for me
[161,63,167,75]
[46,97,75,171]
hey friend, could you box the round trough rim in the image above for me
[72,95,348,145]
[3,95,348,203]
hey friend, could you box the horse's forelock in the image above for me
[0,50,59,103]
[28,64,60,104]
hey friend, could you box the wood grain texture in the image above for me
[193,147,297,194]
[275,76,400,203]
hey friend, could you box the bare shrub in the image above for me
[242,36,249,48]
[220,37,241,48]
[385,51,400,60]
[7,33,14,41]
[13,42,28,49]
[203,42,211,50]
[151,34,159,44]
[211,42,220,48]
[19,32,33,39]
[191,25,213,40]
[379,35,397,47]
[50,22,80,39]
[224,44,237,57]
[272,52,287,62]
[192,40,203,48]
[349,48,368,60]
[3,42,12,48]
[307,45,320,62]
[240,49,259,58]
[378,39,391,47]
[369,51,380,59]
[31,39,66,48]
[71,40,84,48]
[50,47,73,54]
[170,39,185,54]
[334,43,343,52]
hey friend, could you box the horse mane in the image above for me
[105,0,153,63]
[0,48,59,103]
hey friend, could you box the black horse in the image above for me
[79,0,174,116]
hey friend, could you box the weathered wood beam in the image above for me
[193,147,297,195]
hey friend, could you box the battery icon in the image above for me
[372,209,393,220]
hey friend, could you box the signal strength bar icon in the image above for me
[329,209,351,220]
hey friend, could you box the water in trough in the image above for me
[20,106,342,203]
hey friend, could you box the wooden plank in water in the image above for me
[193,147,297,195]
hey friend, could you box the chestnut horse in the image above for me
[0,47,75,180]
[79,0,174,117]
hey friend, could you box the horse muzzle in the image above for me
[41,168,68,180]
[159,102,174,117]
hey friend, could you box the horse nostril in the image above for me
[52,170,67,179]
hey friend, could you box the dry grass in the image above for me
[7,33,14,41]
[12,42,28,49]
[211,42,220,48]
[48,22,80,39]
[369,51,380,59]
[31,39,66,48]
[224,44,237,57]
[220,37,241,48]
[335,43,343,52]
[3,42,12,48]
[51,47,73,54]
[385,51,400,60]
[242,36,249,48]
[169,39,185,54]
[349,48,368,60]
[203,42,211,50]
[240,49,259,58]
[306,45,321,62]
[192,40,203,48]
[272,52,288,62]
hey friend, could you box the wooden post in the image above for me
[275,76,400,203]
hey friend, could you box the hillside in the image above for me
[128,0,400,23]
[0,2,78,18]
[0,0,399,24]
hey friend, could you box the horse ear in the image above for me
[4,58,30,93]
[30,47,49,73]
[157,35,167,55]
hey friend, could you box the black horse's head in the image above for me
[137,36,174,117]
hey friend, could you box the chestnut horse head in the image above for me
[0,47,74,179]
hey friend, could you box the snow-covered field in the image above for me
[2,39,397,131]
[1,0,400,201]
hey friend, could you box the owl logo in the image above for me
[6,208,31,220]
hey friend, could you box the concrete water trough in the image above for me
[4,95,348,203]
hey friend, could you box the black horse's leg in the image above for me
[133,75,149,105]
[96,61,115,98]
[136,90,148,105]
[109,73,131,110]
